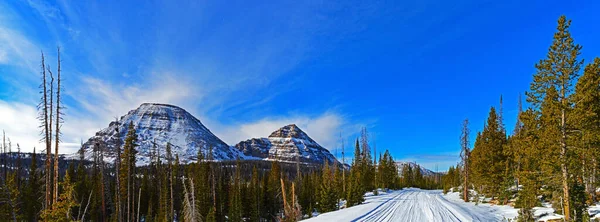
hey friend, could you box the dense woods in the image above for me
[439,15,600,221]
[0,75,441,222]
[9,10,598,222]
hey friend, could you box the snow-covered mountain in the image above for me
[81,103,246,165]
[80,103,340,165]
[235,124,340,165]
[395,161,438,177]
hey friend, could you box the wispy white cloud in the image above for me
[0,26,39,74]
[0,0,371,157]
[0,101,40,152]
[68,70,199,126]
[27,0,64,20]
[0,100,99,154]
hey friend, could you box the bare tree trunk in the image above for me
[593,159,597,201]
[127,152,131,222]
[341,134,345,194]
[583,157,590,197]
[191,179,196,220]
[170,154,174,221]
[99,142,106,221]
[115,118,122,222]
[137,187,141,222]
[281,178,287,217]
[561,108,571,221]
[53,47,62,208]
[374,141,377,192]
[48,65,55,207]
[80,190,93,222]
[131,178,135,222]
[40,52,54,212]
[2,131,5,181]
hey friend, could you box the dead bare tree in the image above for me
[78,190,93,222]
[137,187,141,222]
[2,131,6,181]
[182,177,201,222]
[53,47,63,207]
[168,143,174,222]
[37,51,53,211]
[96,141,107,220]
[281,179,301,221]
[114,117,122,221]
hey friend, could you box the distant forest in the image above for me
[0,47,439,221]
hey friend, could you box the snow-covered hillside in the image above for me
[234,124,339,165]
[81,103,247,165]
[80,103,339,165]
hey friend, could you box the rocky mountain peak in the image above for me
[79,103,339,166]
[268,124,309,139]
[236,124,339,164]
[81,103,243,165]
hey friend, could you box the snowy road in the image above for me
[304,188,517,222]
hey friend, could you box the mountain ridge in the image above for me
[80,103,339,165]
[235,124,340,165]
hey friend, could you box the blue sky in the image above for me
[1,0,599,171]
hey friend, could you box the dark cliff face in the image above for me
[82,103,242,164]
[234,138,271,158]
[235,124,340,164]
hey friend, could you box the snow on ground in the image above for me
[304,188,519,222]
[532,203,563,222]
[589,203,600,219]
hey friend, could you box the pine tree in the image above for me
[248,165,261,221]
[414,165,423,188]
[459,118,471,202]
[470,107,507,198]
[359,128,374,192]
[2,167,20,221]
[173,153,182,219]
[401,164,413,187]
[573,58,600,201]
[333,161,343,207]
[346,141,365,207]
[40,170,78,222]
[194,148,211,219]
[319,161,336,213]
[346,166,364,207]
[526,15,583,220]
[514,108,542,220]
[24,148,42,221]
[228,159,243,222]
[265,161,282,220]
[206,206,217,222]
[119,122,138,221]
[166,143,174,221]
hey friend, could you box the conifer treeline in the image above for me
[0,40,450,222]
[443,15,600,221]
[1,117,437,221]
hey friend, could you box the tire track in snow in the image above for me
[356,188,500,222]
